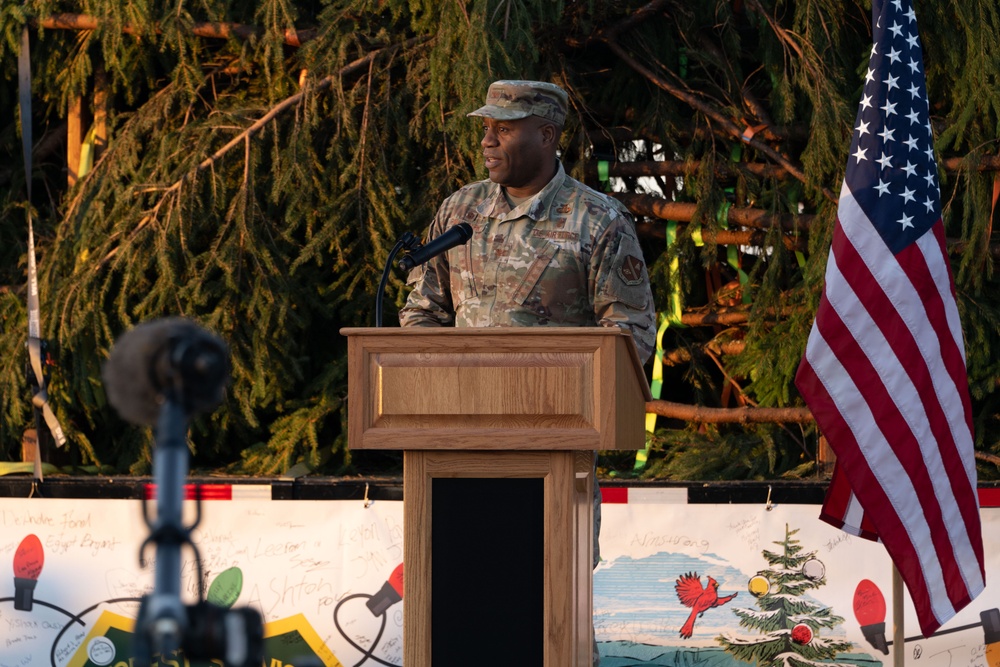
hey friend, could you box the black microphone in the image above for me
[398,223,473,271]
[102,318,230,425]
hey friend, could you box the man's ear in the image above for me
[540,122,560,148]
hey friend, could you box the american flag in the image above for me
[795,0,985,637]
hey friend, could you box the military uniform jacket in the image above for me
[399,162,656,363]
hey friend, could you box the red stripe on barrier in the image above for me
[144,484,234,500]
[978,488,1000,508]
[601,487,628,504]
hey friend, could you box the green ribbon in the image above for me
[598,160,610,192]
[717,200,751,304]
[637,221,687,471]
[79,124,98,179]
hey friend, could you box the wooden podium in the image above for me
[342,327,651,667]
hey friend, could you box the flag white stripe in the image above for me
[918,232,967,366]
[836,188,984,596]
[916,232,979,490]
[805,323,956,623]
[841,189,968,449]
[843,492,867,536]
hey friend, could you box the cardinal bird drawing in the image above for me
[674,572,738,639]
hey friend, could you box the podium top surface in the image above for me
[340,326,651,402]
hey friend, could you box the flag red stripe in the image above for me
[812,283,964,620]
[800,188,984,632]
[821,465,878,540]
[796,359,938,624]
[819,464,853,529]
[825,227,974,612]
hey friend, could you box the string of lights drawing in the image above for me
[4,533,403,667]
[333,563,405,667]
[0,534,89,634]
[11,525,998,666]
[852,579,1000,666]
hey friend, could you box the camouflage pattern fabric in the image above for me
[467,80,569,126]
[399,161,656,364]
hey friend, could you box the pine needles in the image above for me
[1,0,999,480]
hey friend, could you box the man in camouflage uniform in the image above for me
[399,80,656,666]
[399,80,655,358]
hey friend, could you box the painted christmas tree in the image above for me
[718,524,854,667]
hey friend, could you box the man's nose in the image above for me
[481,127,498,147]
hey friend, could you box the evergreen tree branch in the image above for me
[742,0,822,83]
[694,33,778,133]
[600,0,673,42]
[36,14,317,47]
[356,58,375,228]
[97,37,424,268]
[597,1,837,202]
[6,0,996,480]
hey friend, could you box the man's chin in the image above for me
[487,170,519,186]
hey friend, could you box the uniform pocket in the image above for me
[462,242,479,298]
[405,263,426,286]
[511,245,557,306]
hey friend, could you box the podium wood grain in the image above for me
[343,327,651,451]
[341,327,651,667]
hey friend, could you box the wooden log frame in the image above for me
[585,156,1000,181]
[66,63,109,189]
[616,189,1000,258]
[647,400,813,424]
[649,395,1000,468]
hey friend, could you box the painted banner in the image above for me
[0,490,998,666]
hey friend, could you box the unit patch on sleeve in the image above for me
[618,254,645,286]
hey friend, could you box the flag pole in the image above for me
[892,563,904,667]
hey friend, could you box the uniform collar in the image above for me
[476,161,566,221]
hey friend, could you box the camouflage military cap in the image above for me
[467,80,568,126]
